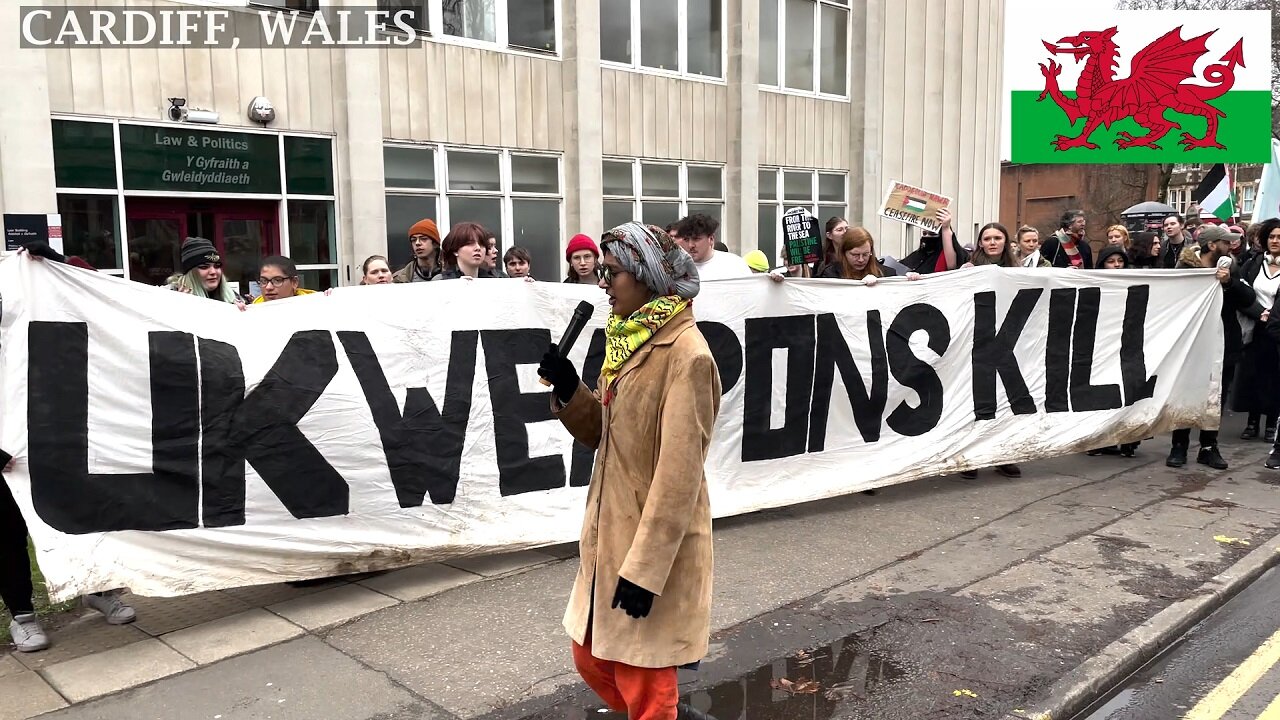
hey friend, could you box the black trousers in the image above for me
[0,477,33,615]
[1172,359,1237,449]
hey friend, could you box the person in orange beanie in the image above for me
[393,218,442,282]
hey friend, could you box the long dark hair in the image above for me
[970,223,1018,268]
[823,216,847,262]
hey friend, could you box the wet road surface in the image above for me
[1076,567,1280,720]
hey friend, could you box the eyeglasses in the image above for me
[257,276,296,287]
[600,265,619,285]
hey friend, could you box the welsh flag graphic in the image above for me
[1004,3,1272,164]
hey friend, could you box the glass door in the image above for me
[124,205,187,285]
[214,204,279,299]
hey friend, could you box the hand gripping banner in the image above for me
[0,259,1223,600]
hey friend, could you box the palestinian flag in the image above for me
[1192,164,1235,222]
[1004,5,1271,164]
[903,196,928,213]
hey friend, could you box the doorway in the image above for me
[125,198,280,298]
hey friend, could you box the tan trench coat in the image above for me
[553,309,721,668]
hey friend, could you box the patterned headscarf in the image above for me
[600,222,700,300]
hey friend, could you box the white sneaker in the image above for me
[83,591,136,625]
[10,613,50,652]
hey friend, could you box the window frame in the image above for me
[602,158,726,226]
[600,0,728,84]
[760,0,851,101]
[384,141,566,275]
[757,166,849,266]
[1241,184,1256,215]
[376,0,562,57]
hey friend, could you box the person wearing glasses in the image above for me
[393,218,442,282]
[675,213,751,281]
[538,222,720,720]
[252,256,317,303]
[166,237,243,304]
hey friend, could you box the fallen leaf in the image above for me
[952,689,979,698]
[921,618,941,623]
[1214,535,1251,546]
[792,680,821,694]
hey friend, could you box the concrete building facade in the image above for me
[0,0,1004,292]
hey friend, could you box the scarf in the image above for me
[1059,232,1083,268]
[597,222,700,399]
[600,296,689,396]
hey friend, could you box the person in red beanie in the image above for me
[393,218,442,282]
[564,233,600,284]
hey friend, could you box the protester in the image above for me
[676,213,752,280]
[486,235,508,278]
[1234,218,1280,442]
[393,218,442,282]
[1040,209,1093,269]
[253,256,317,303]
[360,255,394,285]
[743,250,770,273]
[1168,225,1260,469]
[504,246,532,279]
[666,222,685,253]
[1016,226,1050,268]
[1096,245,1131,270]
[433,223,498,281]
[1086,245,1141,457]
[538,222,718,720]
[565,234,601,284]
[3,246,139,652]
[901,207,967,274]
[1160,214,1190,269]
[1105,225,1131,253]
[1129,231,1163,269]
[820,228,920,284]
[815,217,848,276]
[964,223,1020,268]
[166,237,242,303]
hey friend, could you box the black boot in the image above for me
[1166,445,1188,467]
[1197,445,1228,470]
[676,703,718,720]
[1241,420,1260,440]
[1266,449,1280,470]
[1267,424,1277,443]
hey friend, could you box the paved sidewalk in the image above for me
[5,427,1280,720]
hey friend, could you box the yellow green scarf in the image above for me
[601,295,689,396]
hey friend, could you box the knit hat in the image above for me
[408,219,441,243]
[180,237,220,273]
[743,250,769,273]
[566,233,599,260]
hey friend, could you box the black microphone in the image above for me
[539,300,596,386]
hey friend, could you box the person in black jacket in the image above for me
[901,208,968,274]
[1169,225,1262,469]
[1039,209,1094,269]
[1232,218,1280,441]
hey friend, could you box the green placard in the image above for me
[119,124,281,194]
[781,207,821,267]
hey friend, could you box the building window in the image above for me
[378,0,558,53]
[761,0,849,96]
[384,143,564,281]
[602,159,725,234]
[601,0,724,80]
[1241,185,1256,215]
[758,167,847,267]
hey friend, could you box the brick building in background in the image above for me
[1166,164,1265,223]
[1000,163,1162,247]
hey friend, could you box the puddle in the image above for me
[578,634,909,720]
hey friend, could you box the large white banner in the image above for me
[0,259,1223,600]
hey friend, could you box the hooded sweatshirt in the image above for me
[1094,245,1132,269]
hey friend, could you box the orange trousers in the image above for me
[572,638,679,720]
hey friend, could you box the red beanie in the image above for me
[408,219,441,242]
[566,234,599,260]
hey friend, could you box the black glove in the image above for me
[21,241,66,264]
[538,343,580,405]
[612,576,655,619]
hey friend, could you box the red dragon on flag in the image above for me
[1036,26,1245,152]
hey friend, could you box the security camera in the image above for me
[167,97,187,122]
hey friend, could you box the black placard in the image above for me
[4,214,47,252]
[781,208,821,267]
